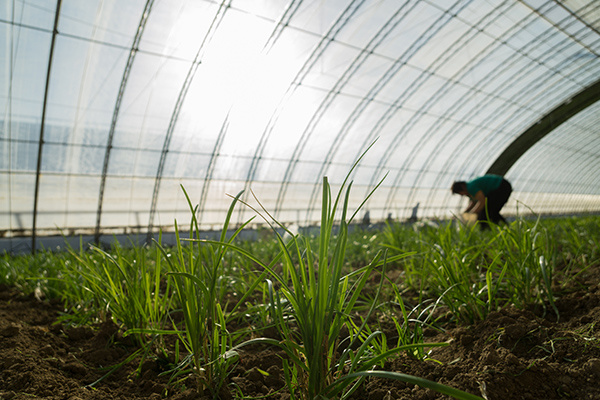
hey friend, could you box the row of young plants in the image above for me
[1,176,598,399]
[384,212,600,325]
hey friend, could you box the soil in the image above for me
[1,262,599,400]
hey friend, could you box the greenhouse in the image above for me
[1,1,600,400]
[2,0,599,253]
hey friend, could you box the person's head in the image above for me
[451,181,467,195]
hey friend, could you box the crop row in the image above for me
[2,171,599,399]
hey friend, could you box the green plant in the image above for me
[496,217,558,318]
[234,183,430,399]
[383,214,564,324]
[150,187,266,399]
[65,240,172,345]
[385,283,444,361]
[553,216,599,290]
[0,249,70,299]
[214,147,484,400]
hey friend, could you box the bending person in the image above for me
[451,174,512,229]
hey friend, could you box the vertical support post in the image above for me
[32,0,62,254]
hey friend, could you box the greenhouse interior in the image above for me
[1,0,600,253]
[2,2,600,400]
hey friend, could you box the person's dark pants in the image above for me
[477,179,512,229]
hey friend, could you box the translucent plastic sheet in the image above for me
[1,0,599,249]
